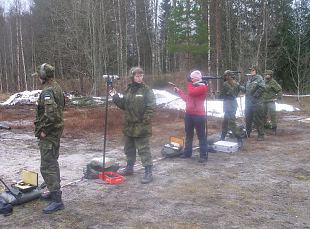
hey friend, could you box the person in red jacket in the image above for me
[174,70,208,163]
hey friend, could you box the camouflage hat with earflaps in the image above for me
[32,63,55,79]
[264,70,273,75]
[130,67,144,77]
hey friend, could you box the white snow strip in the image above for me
[0,89,300,117]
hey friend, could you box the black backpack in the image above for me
[0,196,13,216]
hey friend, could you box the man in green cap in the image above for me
[244,66,266,141]
[34,63,65,213]
[220,70,244,147]
[262,70,282,135]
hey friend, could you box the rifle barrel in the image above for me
[202,76,222,80]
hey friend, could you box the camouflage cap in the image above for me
[223,70,233,76]
[130,67,144,77]
[248,65,257,71]
[32,63,55,79]
[264,70,273,75]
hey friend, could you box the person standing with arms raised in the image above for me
[174,70,208,163]
[220,70,244,147]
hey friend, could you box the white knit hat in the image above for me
[190,70,202,81]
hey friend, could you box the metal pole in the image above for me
[205,93,208,148]
[103,76,110,173]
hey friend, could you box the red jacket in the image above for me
[177,82,208,115]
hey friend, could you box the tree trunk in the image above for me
[134,0,141,66]
[225,0,232,68]
[15,13,21,91]
[256,0,266,67]
[215,0,222,92]
[19,13,27,90]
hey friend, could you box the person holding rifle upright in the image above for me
[220,70,244,147]
[174,70,208,163]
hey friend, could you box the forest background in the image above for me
[0,0,309,97]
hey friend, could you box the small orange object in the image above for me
[97,171,125,184]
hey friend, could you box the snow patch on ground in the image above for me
[1,89,300,117]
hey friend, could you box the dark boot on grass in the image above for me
[119,162,134,176]
[141,165,153,184]
[43,191,64,214]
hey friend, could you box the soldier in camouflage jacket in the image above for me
[244,66,266,141]
[262,70,282,134]
[33,63,65,213]
[220,70,244,146]
[111,67,156,184]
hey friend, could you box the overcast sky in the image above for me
[1,0,31,12]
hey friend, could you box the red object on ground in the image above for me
[97,171,125,184]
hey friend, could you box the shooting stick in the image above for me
[103,76,111,173]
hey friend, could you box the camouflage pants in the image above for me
[245,103,265,137]
[264,101,277,128]
[222,111,241,139]
[124,136,153,167]
[39,139,61,192]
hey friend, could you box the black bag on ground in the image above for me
[161,143,183,158]
[0,196,13,216]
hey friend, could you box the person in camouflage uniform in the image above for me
[244,66,266,141]
[110,67,156,184]
[220,70,244,147]
[33,63,65,213]
[262,70,282,135]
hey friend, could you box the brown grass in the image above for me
[63,106,123,137]
[0,93,11,102]
[282,96,310,112]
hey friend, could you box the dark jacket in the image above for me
[113,82,156,137]
[34,80,64,143]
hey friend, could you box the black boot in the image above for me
[141,165,153,184]
[43,191,64,214]
[198,156,208,163]
[119,162,134,176]
[40,191,52,201]
[272,127,277,135]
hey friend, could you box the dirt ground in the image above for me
[0,100,310,229]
